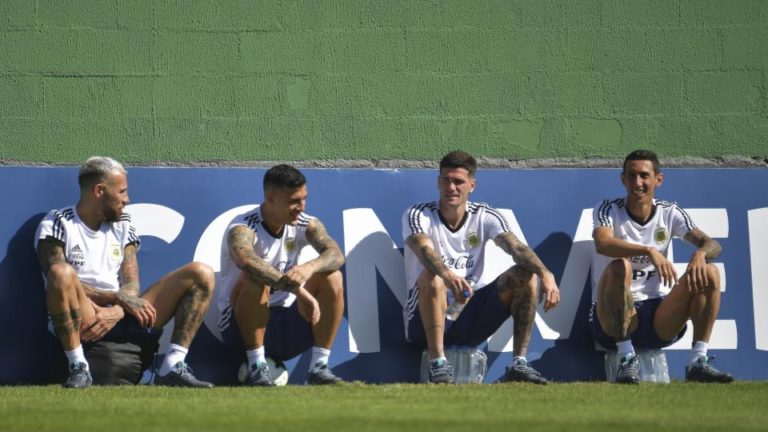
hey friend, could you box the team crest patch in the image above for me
[654,227,668,244]
[466,231,480,248]
[285,238,296,252]
[110,244,121,260]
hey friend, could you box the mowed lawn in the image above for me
[1,382,766,432]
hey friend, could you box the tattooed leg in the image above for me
[143,262,215,348]
[596,259,637,341]
[498,266,536,357]
[45,263,95,349]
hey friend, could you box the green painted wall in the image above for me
[1,0,767,164]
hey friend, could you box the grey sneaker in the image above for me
[307,363,343,385]
[500,358,548,385]
[686,356,733,383]
[64,362,92,388]
[155,362,213,388]
[614,353,640,385]
[428,358,454,384]
[244,362,275,387]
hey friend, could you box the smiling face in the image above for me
[438,167,476,209]
[97,171,130,223]
[266,184,308,226]
[621,159,663,206]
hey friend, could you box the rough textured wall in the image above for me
[1,0,767,164]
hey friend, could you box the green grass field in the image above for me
[1,382,766,432]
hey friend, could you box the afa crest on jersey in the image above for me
[466,231,480,248]
[110,244,121,260]
[654,227,668,244]
[285,238,296,252]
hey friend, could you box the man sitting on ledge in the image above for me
[35,156,215,388]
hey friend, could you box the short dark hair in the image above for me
[623,149,661,174]
[263,164,306,191]
[439,150,477,177]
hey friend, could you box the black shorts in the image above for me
[220,302,315,362]
[589,297,687,350]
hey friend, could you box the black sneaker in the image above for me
[244,362,275,387]
[614,353,640,385]
[685,356,734,383]
[155,362,214,388]
[500,359,548,385]
[307,363,343,385]
[64,362,92,388]
[428,358,454,384]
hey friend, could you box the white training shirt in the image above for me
[218,205,315,314]
[592,198,696,301]
[34,205,141,292]
[402,201,512,326]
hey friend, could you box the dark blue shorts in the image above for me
[220,302,315,362]
[406,280,511,349]
[589,297,687,350]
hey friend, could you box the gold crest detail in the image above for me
[466,232,480,248]
[285,238,296,252]
[654,227,668,244]
[110,244,121,260]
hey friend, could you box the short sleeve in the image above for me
[402,204,433,241]
[479,204,512,240]
[593,200,614,229]
[34,210,65,249]
[120,213,141,250]
[670,204,697,239]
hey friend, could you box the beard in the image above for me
[103,207,122,223]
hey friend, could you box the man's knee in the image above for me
[187,261,215,296]
[416,270,444,298]
[499,265,535,297]
[46,263,79,293]
[605,258,631,280]
[705,263,720,292]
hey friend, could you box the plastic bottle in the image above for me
[446,282,473,321]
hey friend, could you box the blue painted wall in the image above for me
[1,167,766,383]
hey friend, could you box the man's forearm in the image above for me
[306,249,344,274]
[80,281,118,306]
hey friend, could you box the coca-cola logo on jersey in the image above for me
[441,254,475,270]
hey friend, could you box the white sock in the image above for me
[159,344,188,376]
[691,341,708,365]
[64,345,88,370]
[616,340,635,359]
[512,355,527,364]
[310,347,331,369]
[246,346,266,369]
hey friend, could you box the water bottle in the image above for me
[446,282,473,321]
[420,347,487,383]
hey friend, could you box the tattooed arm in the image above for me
[405,232,473,303]
[227,224,285,288]
[495,232,560,311]
[279,219,345,292]
[683,228,721,292]
[115,243,156,327]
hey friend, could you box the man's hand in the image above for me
[685,251,709,293]
[539,271,560,312]
[279,263,315,293]
[648,248,678,288]
[296,287,320,325]
[80,303,124,342]
[441,272,473,304]
[117,293,157,328]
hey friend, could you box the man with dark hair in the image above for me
[403,150,560,384]
[36,156,215,388]
[219,164,345,386]
[591,149,733,384]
